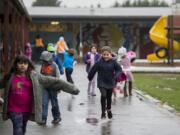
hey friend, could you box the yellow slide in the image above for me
[147,16,180,61]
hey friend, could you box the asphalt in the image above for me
[1,64,180,135]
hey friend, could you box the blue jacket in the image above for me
[63,51,74,69]
[88,58,122,89]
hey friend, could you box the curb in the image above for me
[134,89,176,113]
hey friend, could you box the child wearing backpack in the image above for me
[40,51,62,125]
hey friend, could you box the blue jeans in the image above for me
[42,89,61,121]
[8,112,29,135]
[57,53,64,63]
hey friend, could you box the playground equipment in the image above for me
[147,16,180,61]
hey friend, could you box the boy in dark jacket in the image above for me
[88,46,122,119]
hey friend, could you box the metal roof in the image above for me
[28,7,172,18]
[14,0,31,21]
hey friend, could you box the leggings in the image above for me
[8,112,29,135]
[99,88,113,114]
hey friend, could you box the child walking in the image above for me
[63,49,76,84]
[40,51,62,125]
[24,43,32,60]
[88,46,122,119]
[0,55,79,135]
[84,45,101,96]
[117,46,134,97]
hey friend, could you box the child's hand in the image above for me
[87,59,91,63]
[71,89,80,95]
[73,61,77,66]
[60,70,64,75]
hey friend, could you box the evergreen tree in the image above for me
[115,0,169,7]
[113,1,121,7]
[32,0,61,7]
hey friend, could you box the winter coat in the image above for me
[63,51,74,69]
[0,71,79,123]
[88,58,122,89]
[40,51,61,77]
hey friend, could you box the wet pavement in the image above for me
[1,64,180,135]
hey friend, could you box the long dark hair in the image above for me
[4,55,35,80]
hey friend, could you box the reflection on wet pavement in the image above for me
[86,96,99,125]
[1,64,180,135]
[101,121,112,135]
[67,95,75,111]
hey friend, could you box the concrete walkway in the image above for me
[1,64,180,135]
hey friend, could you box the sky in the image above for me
[23,0,173,8]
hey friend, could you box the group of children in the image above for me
[85,45,135,119]
[0,38,78,135]
[0,38,135,134]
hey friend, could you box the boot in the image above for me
[101,112,106,119]
[128,81,132,96]
[107,110,113,119]
[124,81,128,97]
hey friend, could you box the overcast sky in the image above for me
[23,0,173,8]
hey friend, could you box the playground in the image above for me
[147,15,180,64]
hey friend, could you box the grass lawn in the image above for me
[133,73,180,112]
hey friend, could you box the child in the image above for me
[24,43,32,59]
[117,47,134,97]
[55,36,69,63]
[88,46,122,119]
[84,45,101,96]
[40,51,61,125]
[63,49,76,84]
[47,43,64,75]
[0,55,79,135]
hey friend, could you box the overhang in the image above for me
[28,7,172,22]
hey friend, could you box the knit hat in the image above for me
[117,46,127,61]
[47,43,55,52]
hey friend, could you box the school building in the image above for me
[27,7,173,58]
[1,2,180,73]
[0,0,30,74]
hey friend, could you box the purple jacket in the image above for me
[84,52,101,73]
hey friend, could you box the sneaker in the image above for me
[107,111,113,119]
[38,120,46,125]
[101,113,106,119]
[52,118,61,124]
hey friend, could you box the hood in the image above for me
[59,36,64,41]
[40,51,53,62]
[25,43,31,49]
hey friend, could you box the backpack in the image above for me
[41,63,55,76]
